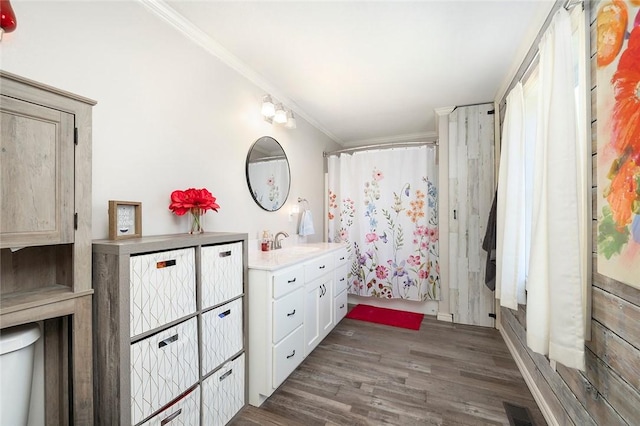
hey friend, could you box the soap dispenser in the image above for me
[261,231,270,252]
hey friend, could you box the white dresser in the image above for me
[248,243,348,407]
[92,233,247,426]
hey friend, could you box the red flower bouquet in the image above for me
[169,188,220,233]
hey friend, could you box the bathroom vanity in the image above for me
[247,243,349,407]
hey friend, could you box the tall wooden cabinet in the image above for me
[0,71,95,424]
[92,233,248,426]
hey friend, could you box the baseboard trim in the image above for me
[499,327,558,426]
[436,312,453,322]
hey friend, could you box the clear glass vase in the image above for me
[189,209,204,234]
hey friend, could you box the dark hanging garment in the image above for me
[483,190,498,291]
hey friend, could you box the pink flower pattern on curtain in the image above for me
[327,146,440,301]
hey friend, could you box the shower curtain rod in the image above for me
[323,140,437,157]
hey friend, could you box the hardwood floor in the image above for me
[231,314,547,426]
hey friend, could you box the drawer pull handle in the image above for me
[319,265,326,269]
[160,409,182,425]
[286,350,296,359]
[287,278,297,284]
[156,259,176,269]
[218,309,231,318]
[219,250,232,258]
[160,408,182,426]
[340,304,345,309]
[339,257,345,261]
[286,309,296,317]
[158,334,179,348]
[340,277,345,282]
[219,369,233,381]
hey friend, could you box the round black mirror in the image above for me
[245,136,291,211]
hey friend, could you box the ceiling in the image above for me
[158,1,554,146]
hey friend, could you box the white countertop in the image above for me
[248,242,347,271]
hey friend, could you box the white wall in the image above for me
[1,1,339,243]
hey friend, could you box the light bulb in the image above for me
[274,104,287,124]
[261,95,275,117]
[285,111,297,129]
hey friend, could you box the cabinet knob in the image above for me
[319,265,326,270]
[340,304,345,309]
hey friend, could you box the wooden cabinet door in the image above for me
[1,96,74,248]
[304,276,333,355]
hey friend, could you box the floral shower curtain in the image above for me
[327,145,440,301]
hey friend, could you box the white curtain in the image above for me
[327,146,440,301]
[496,82,527,309]
[247,159,289,210]
[526,8,585,371]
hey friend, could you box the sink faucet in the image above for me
[273,231,289,249]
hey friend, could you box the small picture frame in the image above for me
[108,200,142,240]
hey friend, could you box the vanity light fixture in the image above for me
[274,103,287,124]
[261,95,275,118]
[261,94,296,130]
[285,111,297,129]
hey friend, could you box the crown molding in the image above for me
[342,131,437,148]
[138,0,342,144]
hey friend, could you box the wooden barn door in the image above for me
[448,103,495,327]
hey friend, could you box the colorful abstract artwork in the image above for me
[596,0,640,287]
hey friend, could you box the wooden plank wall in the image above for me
[499,1,640,425]
[448,104,495,328]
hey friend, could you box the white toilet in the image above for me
[0,323,41,425]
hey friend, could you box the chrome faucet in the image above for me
[273,231,289,249]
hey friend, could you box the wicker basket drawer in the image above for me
[130,248,196,337]
[139,386,200,426]
[201,242,243,309]
[201,298,243,375]
[130,317,199,425]
[202,354,245,426]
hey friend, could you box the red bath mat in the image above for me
[345,304,424,330]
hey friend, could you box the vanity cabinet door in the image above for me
[304,275,333,356]
[334,290,348,324]
[1,96,75,248]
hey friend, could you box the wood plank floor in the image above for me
[231,314,547,426]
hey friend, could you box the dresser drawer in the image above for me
[201,298,243,375]
[201,242,243,309]
[304,254,334,283]
[334,262,349,294]
[334,247,349,268]
[272,325,304,389]
[139,386,200,426]
[202,354,245,426]
[272,265,303,299]
[130,317,199,425]
[272,287,304,343]
[334,290,348,324]
[130,248,196,337]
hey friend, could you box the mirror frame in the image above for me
[245,136,291,212]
